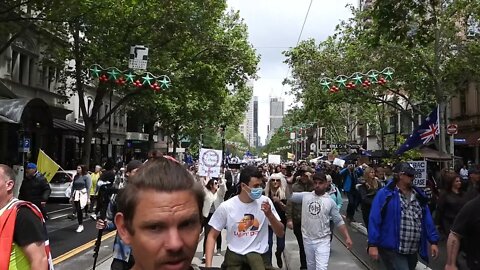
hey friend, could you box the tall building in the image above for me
[359,0,374,10]
[239,96,258,147]
[267,97,284,142]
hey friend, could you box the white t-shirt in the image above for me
[290,192,344,242]
[208,195,281,255]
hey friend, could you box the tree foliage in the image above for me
[282,1,480,153]
[2,0,258,166]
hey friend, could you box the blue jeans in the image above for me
[379,248,418,270]
[266,226,286,265]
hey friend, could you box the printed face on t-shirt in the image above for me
[237,214,260,232]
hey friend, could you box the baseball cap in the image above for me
[393,162,416,177]
[26,163,37,170]
[126,160,143,173]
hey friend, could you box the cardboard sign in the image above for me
[198,148,222,177]
[268,154,281,164]
[333,158,345,167]
[408,161,427,187]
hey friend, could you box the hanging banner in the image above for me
[198,148,222,178]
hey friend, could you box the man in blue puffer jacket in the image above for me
[367,162,439,270]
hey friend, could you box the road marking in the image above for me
[53,230,117,265]
[48,207,72,214]
[49,213,70,220]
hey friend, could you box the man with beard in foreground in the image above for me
[114,156,206,270]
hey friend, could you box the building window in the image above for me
[87,98,93,116]
[11,51,19,76]
[19,54,28,84]
[48,67,57,91]
[459,89,467,115]
[389,115,397,133]
[400,111,413,135]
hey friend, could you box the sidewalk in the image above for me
[283,229,367,269]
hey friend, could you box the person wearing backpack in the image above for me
[367,162,439,270]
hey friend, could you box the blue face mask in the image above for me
[247,186,263,200]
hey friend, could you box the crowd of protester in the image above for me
[2,149,480,270]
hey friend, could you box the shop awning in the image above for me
[53,119,85,132]
[419,147,452,161]
[0,98,52,126]
[0,114,17,123]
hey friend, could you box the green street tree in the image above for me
[283,2,480,154]
[127,10,258,157]
[28,0,258,166]
[367,0,480,152]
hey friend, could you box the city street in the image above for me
[45,202,101,259]
[46,197,449,270]
[52,219,367,270]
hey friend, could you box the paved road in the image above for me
[54,223,366,270]
[338,197,446,270]
[45,202,100,258]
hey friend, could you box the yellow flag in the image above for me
[37,149,60,182]
[287,152,295,160]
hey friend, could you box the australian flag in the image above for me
[395,106,439,155]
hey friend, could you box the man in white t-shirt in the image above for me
[289,172,353,270]
[205,165,284,269]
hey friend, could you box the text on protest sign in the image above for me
[198,148,222,178]
[408,161,427,188]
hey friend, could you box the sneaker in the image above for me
[201,255,206,264]
[76,225,84,233]
[216,249,222,255]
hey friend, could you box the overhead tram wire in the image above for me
[280,0,314,105]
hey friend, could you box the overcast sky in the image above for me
[227,0,357,144]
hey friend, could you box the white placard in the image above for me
[128,45,149,70]
[333,158,345,167]
[198,148,222,177]
[408,161,427,187]
[268,154,281,165]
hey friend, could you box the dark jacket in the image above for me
[368,180,439,263]
[223,170,239,200]
[19,171,51,204]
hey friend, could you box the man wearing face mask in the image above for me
[205,165,284,269]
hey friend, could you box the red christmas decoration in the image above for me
[150,82,161,92]
[133,80,143,88]
[115,76,126,86]
[346,81,356,89]
[362,80,371,88]
[377,77,387,85]
[99,74,108,83]
[329,85,340,93]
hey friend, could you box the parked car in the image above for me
[49,170,76,199]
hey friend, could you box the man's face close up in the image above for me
[116,189,202,270]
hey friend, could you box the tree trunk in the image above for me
[172,133,178,157]
[144,121,155,150]
[81,121,94,167]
